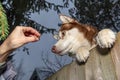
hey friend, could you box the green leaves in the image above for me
[0,2,9,40]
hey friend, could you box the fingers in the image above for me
[21,26,41,43]
[22,27,41,38]
[13,26,41,44]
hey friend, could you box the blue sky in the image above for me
[12,0,75,80]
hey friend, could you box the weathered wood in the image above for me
[47,32,120,80]
[110,32,120,80]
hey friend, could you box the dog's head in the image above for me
[51,14,98,55]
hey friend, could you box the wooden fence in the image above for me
[47,32,120,80]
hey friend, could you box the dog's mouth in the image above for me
[51,43,73,55]
[52,48,75,57]
[52,50,62,54]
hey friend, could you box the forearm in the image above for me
[0,41,14,63]
[0,41,16,78]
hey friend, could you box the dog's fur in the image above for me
[51,14,116,62]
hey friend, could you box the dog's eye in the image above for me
[62,31,65,37]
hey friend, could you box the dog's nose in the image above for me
[51,45,56,53]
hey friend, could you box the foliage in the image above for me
[69,0,120,31]
[1,0,120,34]
[0,2,9,40]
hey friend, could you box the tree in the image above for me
[0,2,9,40]
[1,0,70,33]
[69,0,120,31]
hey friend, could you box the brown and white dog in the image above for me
[51,14,116,62]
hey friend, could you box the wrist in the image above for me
[0,42,9,55]
[0,53,9,63]
[0,42,11,62]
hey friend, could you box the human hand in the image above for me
[0,26,40,55]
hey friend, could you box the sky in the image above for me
[11,0,75,80]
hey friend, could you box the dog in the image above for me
[51,14,116,62]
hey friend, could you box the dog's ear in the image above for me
[59,14,77,23]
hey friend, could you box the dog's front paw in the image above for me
[76,47,90,62]
[96,29,116,48]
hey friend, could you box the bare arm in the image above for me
[0,26,41,62]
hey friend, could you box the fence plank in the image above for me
[111,32,120,80]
